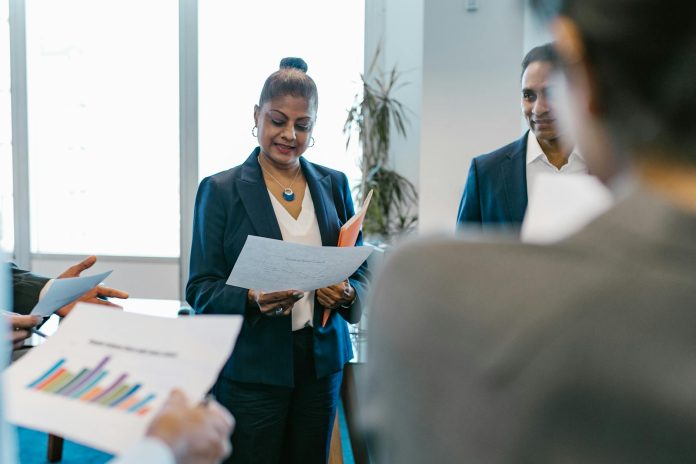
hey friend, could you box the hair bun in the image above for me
[279,57,308,73]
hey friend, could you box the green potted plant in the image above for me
[344,51,418,243]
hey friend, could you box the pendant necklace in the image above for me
[260,161,302,202]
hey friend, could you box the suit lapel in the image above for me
[301,157,339,246]
[500,133,529,223]
[235,148,283,240]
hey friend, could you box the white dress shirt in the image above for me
[268,185,322,331]
[526,133,587,195]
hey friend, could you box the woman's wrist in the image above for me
[247,289,259,307]
[340,284,356,308]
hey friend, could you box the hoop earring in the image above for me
[251,126,258,137]
[308,137,315,148]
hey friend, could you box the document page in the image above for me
[522,174,614,243]
[227,236,373,292]
[30,270,113,317]
[3,303,242,455]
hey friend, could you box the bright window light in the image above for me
[26,0,179,257]
[199,0,364,191]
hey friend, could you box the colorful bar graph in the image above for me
[70,371,108,399]
[110,384,142,407]
[55,368,89,395]
[27,359,65,388]
[26,357,156,416]
[128,393,156,414]
[60,356,110,396]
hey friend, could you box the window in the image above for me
[25,0,179,257]
[0,0,13,253]
[198,0,364,189]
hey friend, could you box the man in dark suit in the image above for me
[366,0,696,462]
[456,43,586,231]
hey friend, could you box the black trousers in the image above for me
[214,327,343,464]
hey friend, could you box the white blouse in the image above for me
[267,185,322,331]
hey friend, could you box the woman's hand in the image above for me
[248,289,304,317]
[317,280,355,310]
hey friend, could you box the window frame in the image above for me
[6,0,366,299]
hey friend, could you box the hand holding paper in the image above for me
[30,256,129,317]
[248,289,304,318]
[1,311,42,349]
[54,256,129,316]
[317,280,355,321]
[145,389,233,463]
[321,190,373,326]
[30,270,115,317]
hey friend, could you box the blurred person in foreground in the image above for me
[365,0,696,462]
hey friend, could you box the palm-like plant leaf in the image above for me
[344,48,418,240]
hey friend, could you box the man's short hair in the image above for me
[521,43,559,79]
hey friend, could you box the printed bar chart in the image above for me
[27,357,155,415]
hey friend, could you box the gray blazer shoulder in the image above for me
[366,187,696,463]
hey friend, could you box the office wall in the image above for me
[523,2,553,52]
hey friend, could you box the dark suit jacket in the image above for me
[186,148,369,387]
[366,186,696,463]
[10,264,49,315]
[456,132,528,231]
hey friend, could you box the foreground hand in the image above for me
[317,280,355,310]
[248,289,304,317]
[3,313,43,349]
[54,256,129,317]
[146,389,234,464]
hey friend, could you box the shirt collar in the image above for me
[526,132,583,165]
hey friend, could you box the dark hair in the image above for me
[531,0,696,164]
[258,57,318,111]
[521,43,559,79]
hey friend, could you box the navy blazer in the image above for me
[186,148,370,387]
[10,264,49,315]
[456,132,529,232]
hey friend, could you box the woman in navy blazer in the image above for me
[186,58,369,464]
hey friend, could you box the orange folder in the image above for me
[322,190,373,327]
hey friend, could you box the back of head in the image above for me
[531,0,696,165]
[258,57,318,111]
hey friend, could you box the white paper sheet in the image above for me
[227,235,372,292]
[521,173,614,244]
[3,303,242,455]
[30,270,113,317]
